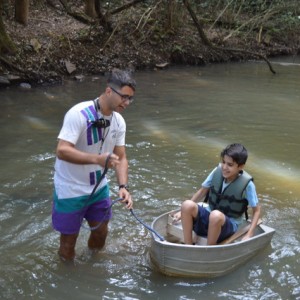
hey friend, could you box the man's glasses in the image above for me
[110,86,134,104]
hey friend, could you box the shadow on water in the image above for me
[0,57,300,299]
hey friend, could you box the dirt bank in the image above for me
[1,2,299,88]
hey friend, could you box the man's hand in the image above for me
[119,188,133,209]
[102,152,120,168]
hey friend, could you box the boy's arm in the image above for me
[191,187,210,203]
[172,168,215,221]
[241,205,261,241]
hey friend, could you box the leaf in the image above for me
[65,60,76,74]
[30,38,41,52]
[155,62,169,69]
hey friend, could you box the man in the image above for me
[52,69,136,260]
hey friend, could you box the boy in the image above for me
[173,143,261,245]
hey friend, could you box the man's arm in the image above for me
[56,139,119,167]
[113,145,132,209]
[113,145,128,185]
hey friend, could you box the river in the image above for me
[0,56,299,299]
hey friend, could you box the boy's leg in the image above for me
[181,200,199,244]
[207,210,226,245]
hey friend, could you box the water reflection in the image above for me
[0,57,300,299]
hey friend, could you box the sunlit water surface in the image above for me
[0,57,300,299]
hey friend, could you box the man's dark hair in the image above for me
[107,68,136,91]
[221,143,248,165]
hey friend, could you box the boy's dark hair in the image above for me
[221,143,248,166]
[107,68,136,91]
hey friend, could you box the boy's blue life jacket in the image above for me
[205,166,253,219]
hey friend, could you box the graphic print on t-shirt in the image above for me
[80,104,102,145]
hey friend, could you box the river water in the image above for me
[0,57,299,299]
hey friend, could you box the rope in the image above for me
[81,153,165,241]
[130,209,165,241]
[81,153,112,231]
[82,198,165,241]
[86,153,111,203]
[81,197,123,231]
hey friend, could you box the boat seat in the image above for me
[167,214,262,245]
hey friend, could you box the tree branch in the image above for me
[182,0,276,74]
[110,0,145,15]
[183,0,212,47]
[216,46,276,74]
[0,55,25,73]
[58,0,93,24]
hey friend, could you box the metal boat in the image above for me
[149,210,275,278]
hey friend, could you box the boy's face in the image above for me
[221,155,244,182]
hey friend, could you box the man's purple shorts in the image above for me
[52,186,112,234]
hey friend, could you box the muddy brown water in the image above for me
[0,57,299,299]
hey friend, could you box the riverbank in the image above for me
[1,2,299,88]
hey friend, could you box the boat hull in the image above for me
[150,211,275,278]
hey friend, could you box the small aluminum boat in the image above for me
[149,210,275,278]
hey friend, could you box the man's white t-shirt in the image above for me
[54,99,126,199]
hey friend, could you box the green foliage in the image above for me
[172,44,185,54]
[276,10,300,30]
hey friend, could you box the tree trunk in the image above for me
[15,0,29,25]
[95,0,113,32]
[85,0,97,18]
[0,0,16,54]
[167,0,175,29]
[182,0,212,47]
